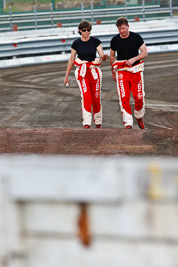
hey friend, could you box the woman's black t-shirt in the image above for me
[110,31,144,65]
[71,36,101,62]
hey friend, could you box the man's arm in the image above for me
[110,48,116,66]
[110,48,116,82]
[126,43,148,66]
[139,43,148,60]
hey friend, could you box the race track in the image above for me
[0,52,177,156]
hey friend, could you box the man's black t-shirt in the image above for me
[110,31,144,65]
[71,36,101,62]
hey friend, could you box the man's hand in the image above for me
[112,72,116,82]
[126,57,136,67]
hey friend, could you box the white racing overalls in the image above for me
[112,60,145,127]
[74,58,102,126]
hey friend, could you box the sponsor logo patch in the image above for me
[138,80,143,99]
[118,73,125,98]
[82,79,87,93]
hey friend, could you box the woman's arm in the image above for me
[97,44,108,61]
[64,48,77,85]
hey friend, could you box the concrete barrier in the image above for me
[0,155,178,267]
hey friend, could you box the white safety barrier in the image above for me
[1,42,178,69]
[0,155,178,267]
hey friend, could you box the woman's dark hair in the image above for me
[78,20,92,35]
[116,17,128,27]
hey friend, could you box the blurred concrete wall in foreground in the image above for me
[0,155,178,267]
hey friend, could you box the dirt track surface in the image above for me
[0,52,178,156]
[0,128,177,156]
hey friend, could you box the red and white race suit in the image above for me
[74,58,102,126]
[112,60,145,127]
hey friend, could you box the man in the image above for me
[110,17,148,129]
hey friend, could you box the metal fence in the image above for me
[0,0,178,32]
[2,0,178,11]
[2,0,161,12]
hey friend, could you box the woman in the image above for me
[64,20,108,129]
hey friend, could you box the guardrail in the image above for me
[1,4,177,32]
[1,28,178,59]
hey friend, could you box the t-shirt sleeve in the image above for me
[110,37,116,51]
[137,34,144,48]
[95,37,101,48]
[71,40,77,51]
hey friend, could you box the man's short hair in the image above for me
[78,20,92,34]
[116,17,128,27]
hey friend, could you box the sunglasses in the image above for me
[81,29,91,32]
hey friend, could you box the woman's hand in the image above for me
[101,54,108,61]
[64,77,70,86]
